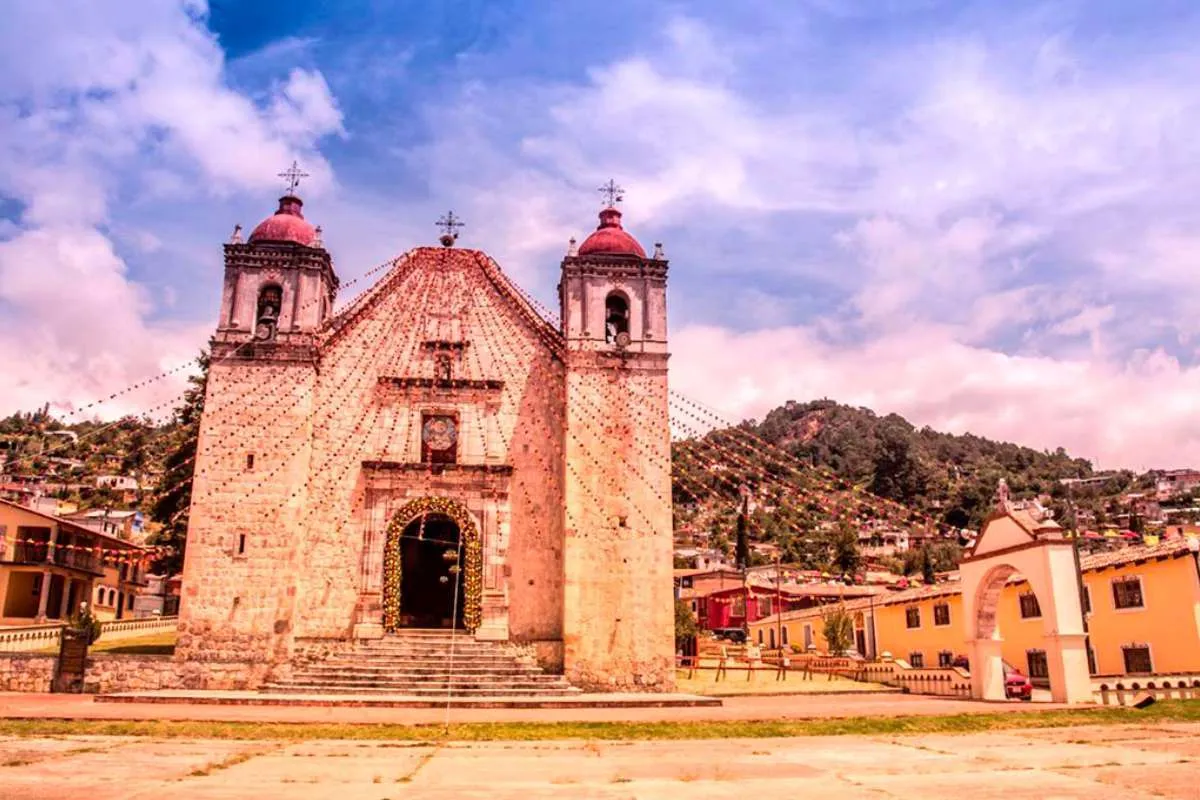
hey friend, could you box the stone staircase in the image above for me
[261,629,581,697]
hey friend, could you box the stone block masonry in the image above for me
[0,653,276,693]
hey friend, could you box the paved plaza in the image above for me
[0,691,1062,724]
[1,722,1198,799]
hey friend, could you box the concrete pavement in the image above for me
[0,691,1064,725]
[2,722,1198,798]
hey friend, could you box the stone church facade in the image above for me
[175,191,674,691]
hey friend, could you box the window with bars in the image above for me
[905,607,921,629]
[933,603,950,626]
[938,651,954,668]
[1112,577,1144,610]
[1026,649,1049,679]
[1122,644,1152,673]
[909,652,925,668]
[1018,592,1042,619]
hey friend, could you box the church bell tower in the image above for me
[212,169,338,362]
[178,163,338,666]
[558,182,674,690]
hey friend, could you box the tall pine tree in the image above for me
[149,352,208,575]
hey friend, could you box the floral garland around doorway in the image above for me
[382,496,483,633]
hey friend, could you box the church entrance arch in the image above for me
[382,498,482,633]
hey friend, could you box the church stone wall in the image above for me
[176,360,315,664]
[562,352,674,691]
[283,249,566,653]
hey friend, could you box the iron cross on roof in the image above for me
[437,210,464,246]
[277,161,309,194]
[598,179,625,208]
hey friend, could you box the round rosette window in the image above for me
[422,416,458,452]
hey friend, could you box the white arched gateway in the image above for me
[959,485,1093,703]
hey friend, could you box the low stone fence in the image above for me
[0,651,272,694]
[0,653,56,692]
[1094,674,1200,706]
[0,616,178,653]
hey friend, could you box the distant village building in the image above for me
[0,499,147,626]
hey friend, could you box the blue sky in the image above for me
[3,0,1200,467]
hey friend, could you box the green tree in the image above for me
[830,523,861,576]
[675,599,699,649]
[821,603,855,656]
[149,352,208,575]
[920,545,937,584]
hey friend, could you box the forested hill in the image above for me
[749,399,1095,529]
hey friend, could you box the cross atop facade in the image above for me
[598,179,625,209]
[437,210,465,236]
[436,210,464,246]
[277,161,309,195]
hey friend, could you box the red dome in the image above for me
[249,195,318,246]
[577,208,645,258]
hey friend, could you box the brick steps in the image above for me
[263,630,580,697]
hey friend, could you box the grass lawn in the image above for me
[34,630,176,656]
[1,701,1198,742]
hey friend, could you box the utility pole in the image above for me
[737,485,750,636]
[775,553,782,652]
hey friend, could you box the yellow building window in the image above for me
[905,607,920,629]
[1018,592,1042,619]
[1122,644,1152,673]
[933,603,950,626]
[1112,577,1144,610]
[909,652,925,668]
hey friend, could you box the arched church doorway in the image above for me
[397,513,464,629]
[382,497,483,634]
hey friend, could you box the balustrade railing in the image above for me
[0,616,178,653]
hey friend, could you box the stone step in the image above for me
[315,660,525,672]
[265,681,578,695]
[321,654,524,664]
[297,662,547,676]
[285,677,568,689]
[266,631,577,698]
[260,684,581,696]
[285,671,566,681]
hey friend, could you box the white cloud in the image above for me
[0,0,343,418]
[670,323,1200,470]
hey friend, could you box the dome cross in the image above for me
[277,160,309,195]
[598,179,625,209]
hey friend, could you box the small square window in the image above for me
[909,652,925,668]
[905,607,921,629]
[1112,577,1144,610]
[937,651,953,668]
[1122,644,1152,673]
[1019,592,1042,619]
[933,603,950,626]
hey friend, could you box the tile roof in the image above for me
[1079,539,1194,571]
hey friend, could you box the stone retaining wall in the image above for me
[0,653,274,694]
[0,653,55,692]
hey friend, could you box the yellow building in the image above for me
[751,538,1200,679]
[0,499,148,626]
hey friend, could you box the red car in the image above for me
[1004,663,1033,700]
[951,656,1033,700]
